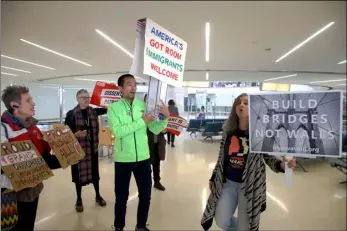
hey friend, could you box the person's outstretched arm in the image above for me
[263,154,284,173]
[148,118,168,135]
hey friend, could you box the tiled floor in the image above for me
[36,133,346,230]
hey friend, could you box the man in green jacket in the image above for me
[107,74,169,231]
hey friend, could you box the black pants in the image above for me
[114,159,152,229]
[167,132,175,144]
[151,142,161,182]
[12,197,39,231]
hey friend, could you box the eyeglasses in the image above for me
[78,97,91,100]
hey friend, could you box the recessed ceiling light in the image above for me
[263,74,297,82]
[205,22,210,62]
[338,60,346,64]
[75,78,117,83]
[1,55,55,70]
[1,66,31,73]
[1,72,17,76]
[205,72,209,80]
[95,29,134,59]
[310,79,346,83]
[75,77,143,83]
[275,22,335,63]
[20,39,92,67]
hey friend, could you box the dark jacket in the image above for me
[147,129,166,161]
[168,105,179,115]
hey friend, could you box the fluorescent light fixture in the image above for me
[310,79,346,84]
[205,72,209,80]
[95,29,134,59]
[337,83,347,86]
[1,72,17,76]
[205,22,210,62]
[75,78,117,83]
[264,74,297,82]
[20,39,92,67]
[1,55,55,70]
[275,22,335,63]
[338,60,346,64]
[1,66,31,73]
[182,81,210,88]
[261,82,290,92]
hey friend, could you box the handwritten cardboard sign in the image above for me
[166,114,188,136]
[43,125,85,169]
[0,140,54,192]
[90,81,121,108]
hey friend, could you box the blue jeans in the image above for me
[215,179,249,231]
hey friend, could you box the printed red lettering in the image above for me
[150,63,178,81]
[149,39,164,51]
[165,47,182,60]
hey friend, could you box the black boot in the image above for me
[154,181,166,191]
[111,225,123,231]
[96,195,107,207]
[75,199,84,213]
[171,143,175,147]
[135,225,150,231]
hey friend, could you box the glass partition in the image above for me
[28,84,60,121]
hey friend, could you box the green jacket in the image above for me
[107,98,168,162]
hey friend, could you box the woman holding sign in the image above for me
[65,89,107,213]
[201,93,296,231]
[167,99,179,147]
[1,85,61,231]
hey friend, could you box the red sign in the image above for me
[166,114,188,136]
[90,81,121,108]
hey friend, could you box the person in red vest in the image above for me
[1,85,61,231]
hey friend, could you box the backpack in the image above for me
[1,123,19,230]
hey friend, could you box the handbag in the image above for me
[1,189,18,230]
[1,123,18,230]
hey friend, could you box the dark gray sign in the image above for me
[248,91,343,157]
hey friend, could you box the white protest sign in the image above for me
[129,18,187,87]
[167,114,188,136]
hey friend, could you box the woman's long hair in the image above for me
[223,93,248,135]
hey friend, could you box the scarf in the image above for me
[73,106,99,184]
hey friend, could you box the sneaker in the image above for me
[111,225,123,231]
[75,200,84,213]
[96,195,107,207]
[135,225,150,231]
[154,181,166,191]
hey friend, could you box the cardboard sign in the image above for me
[90,81,121,108]
[167,114,188,136]
[99,127,113,146]
[43,126,85,169]
[0,141,54,192]
[248,91,343,157]
[52,123,65,130]
[130,18,187,87]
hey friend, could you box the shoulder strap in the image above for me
[1,122,9,140]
